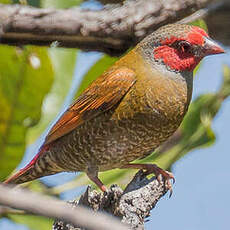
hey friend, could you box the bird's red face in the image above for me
[154,26,225,72]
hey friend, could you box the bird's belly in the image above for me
[51,108,182,173]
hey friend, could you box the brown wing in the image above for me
[44,67,136,145]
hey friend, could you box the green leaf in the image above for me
[219,65,230,99]
[0,0,11,3]
[0,46,54,180]
[10,214,52,230]
[190,19,208,32]
[41,0,82,8]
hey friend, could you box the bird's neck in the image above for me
[136,45,193,83]
[134,46,194,107]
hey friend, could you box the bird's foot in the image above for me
[121,163,175,197]
[87,173,108,193]
[144,164,175,197]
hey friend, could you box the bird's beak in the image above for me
[203,37,225,56]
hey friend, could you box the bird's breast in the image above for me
[110,68,192,159]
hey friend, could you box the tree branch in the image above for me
[0,171,168,230]
[0,184,129,230]
[0,0,218,55]
[53,171,168,230]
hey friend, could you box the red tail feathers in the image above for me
[4,144,50,185]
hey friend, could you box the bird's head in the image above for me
[140,24,225,72]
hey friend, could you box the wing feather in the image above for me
[44,67,136,144]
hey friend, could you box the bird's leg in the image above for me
[87,173,107,192]
[121,163,175,196]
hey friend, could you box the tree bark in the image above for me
[0,0,220,55]
[53,171,168,230]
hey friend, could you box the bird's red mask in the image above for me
[154,26,224,72]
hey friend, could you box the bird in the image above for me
[4,24,224,194]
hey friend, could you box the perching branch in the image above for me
[53,171,168,230]
[0,0,220,55]
[0,171,168,230]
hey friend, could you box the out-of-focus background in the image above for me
[0,0,230,230]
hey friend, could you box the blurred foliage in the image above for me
[12,0,40,6]
[0,0,11,3]
[13,0,81,7]
[0,1,79,230]
[41,0,82,8]
[0,46,53,181]
[190,19,208,32]
[9,215,52,230]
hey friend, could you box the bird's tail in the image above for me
[3,144,57,185]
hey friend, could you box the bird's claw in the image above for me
[151,166,175,198]
[162,171,174,197]
[121,163,175,197]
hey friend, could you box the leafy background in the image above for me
[0,0,230,230]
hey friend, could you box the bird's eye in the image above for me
[178,41,191,53]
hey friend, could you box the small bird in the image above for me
[4,24,224,193]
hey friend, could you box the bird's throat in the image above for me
[154,45,201,72]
